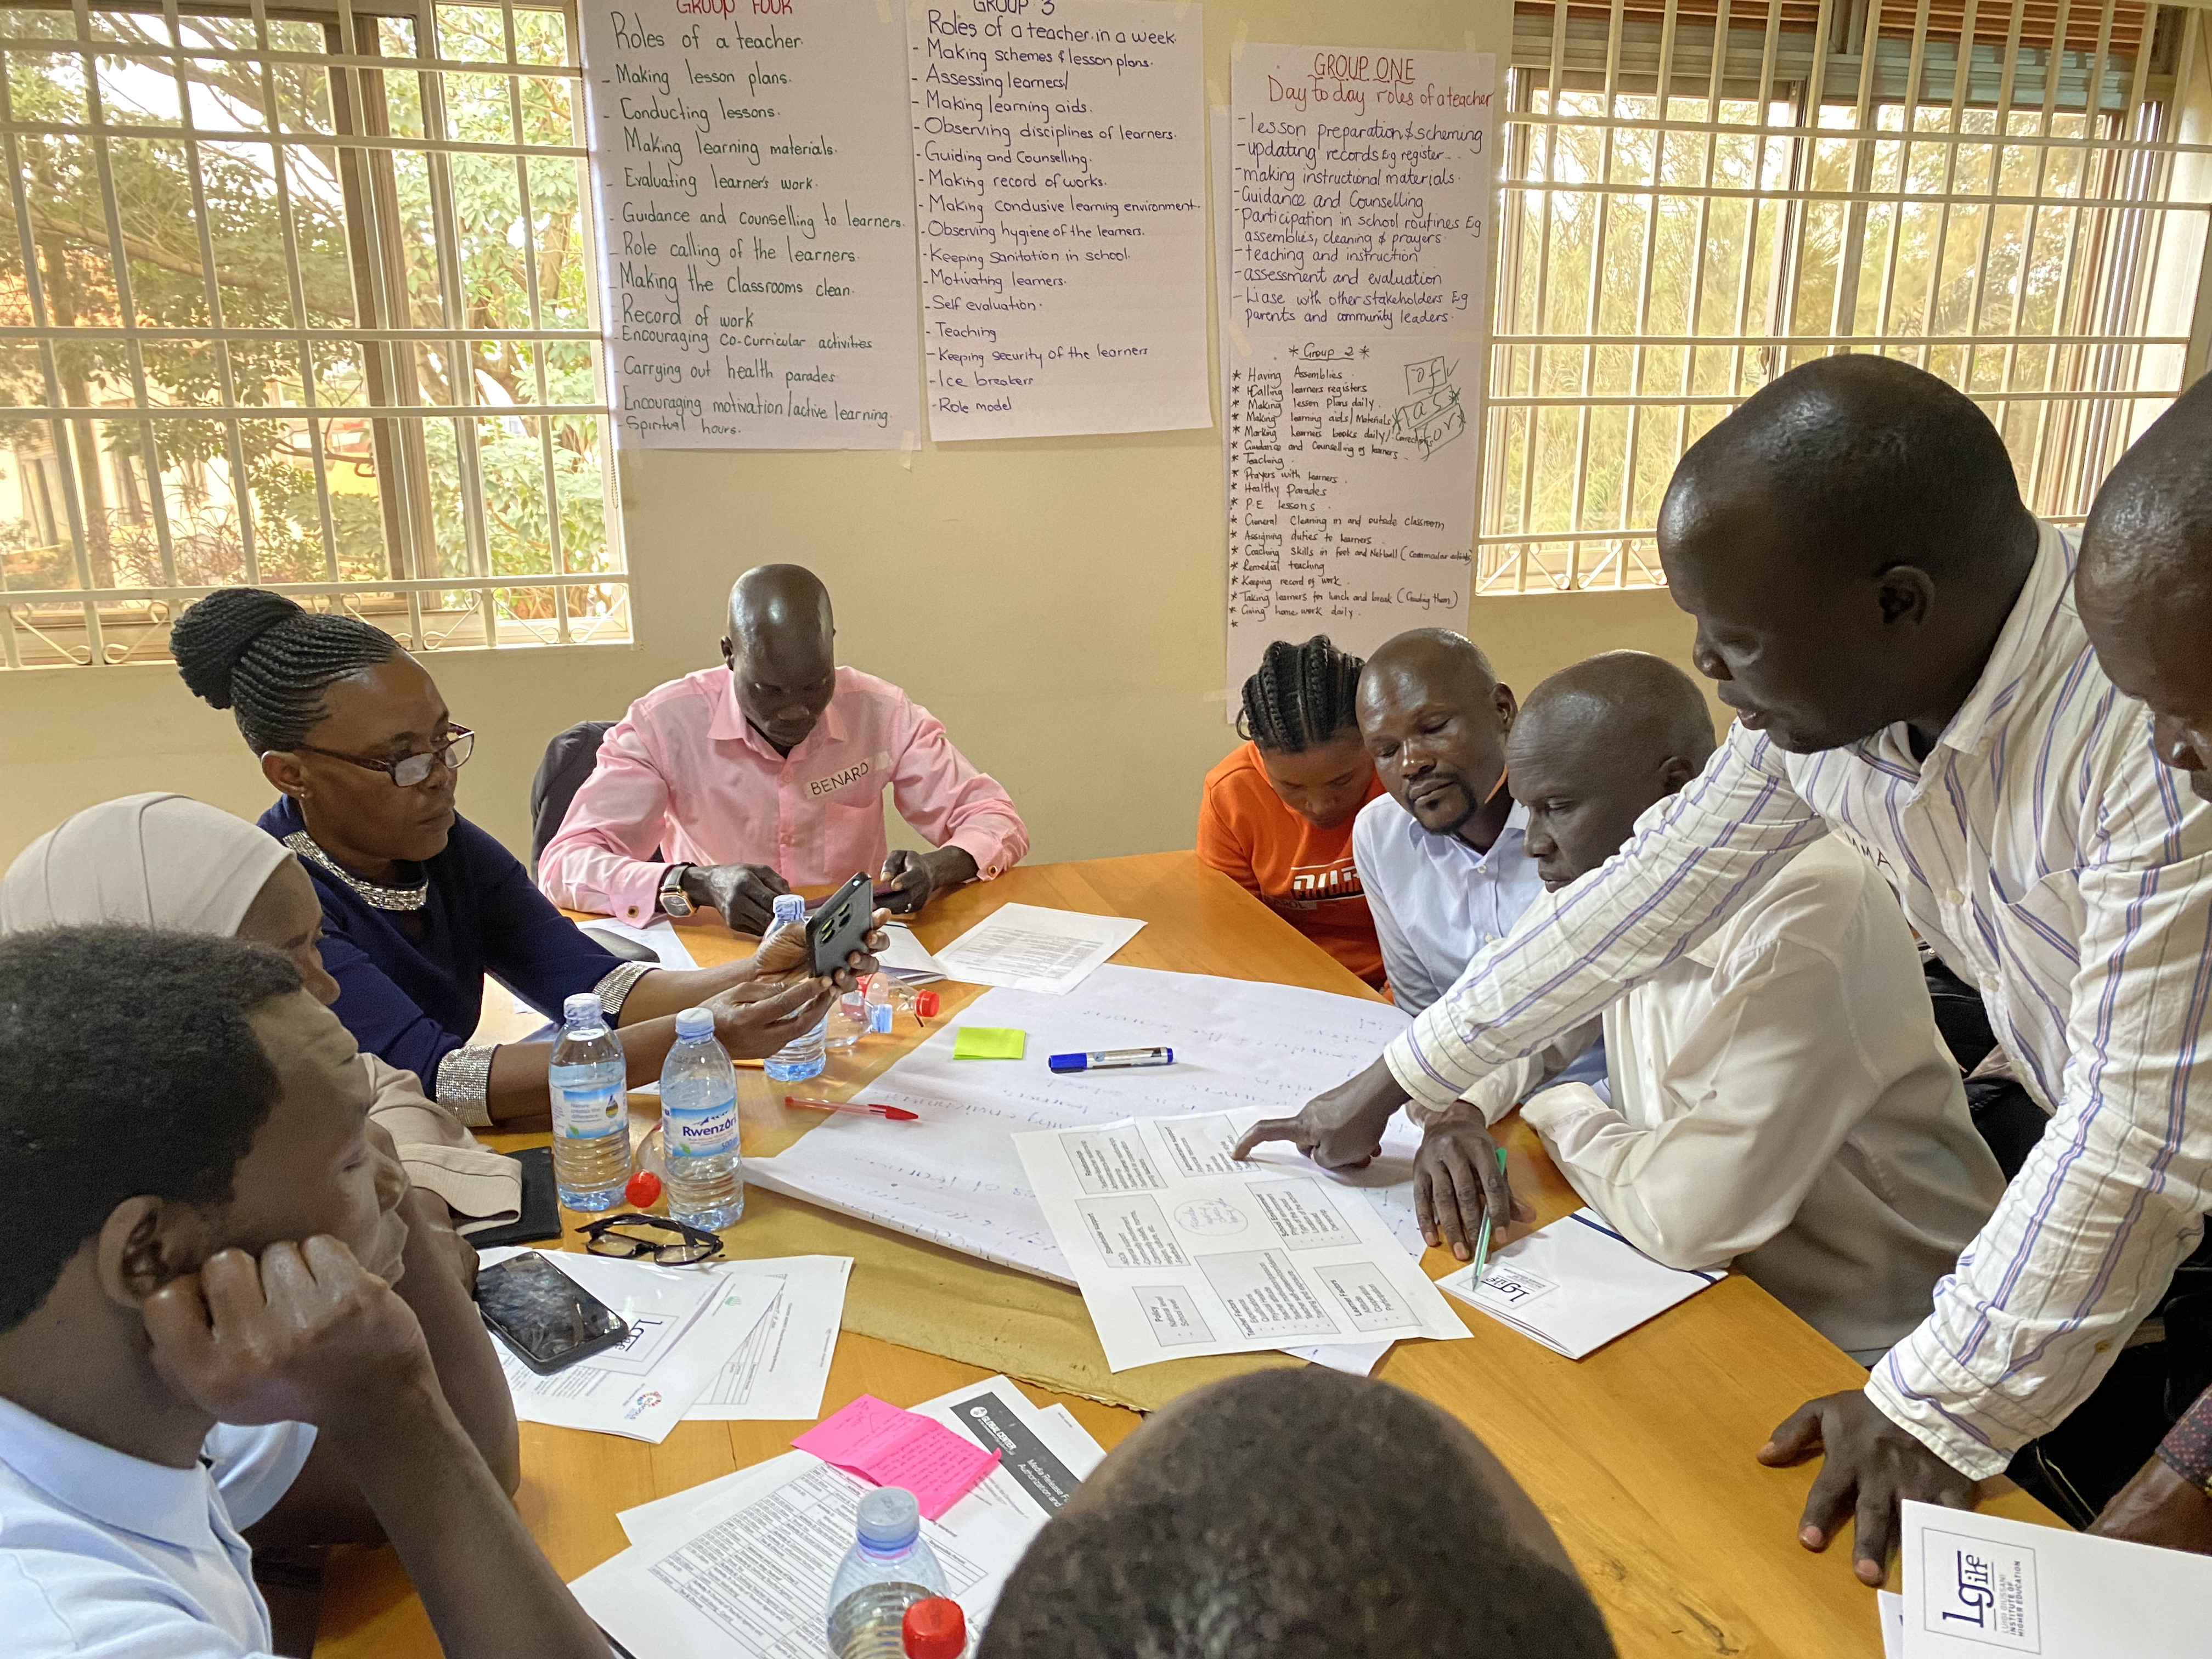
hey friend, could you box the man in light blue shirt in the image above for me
[1350,629,1550,1014]
[0,927,606,1659]
[1348,630,1610,1101]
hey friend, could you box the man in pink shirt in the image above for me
[539,565,1028,932]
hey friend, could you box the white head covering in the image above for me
[0,792,290,936]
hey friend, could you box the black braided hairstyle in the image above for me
[1237,635,1365,754]
[170,588,402,753]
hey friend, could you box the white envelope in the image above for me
[1436,1209,1725,1359]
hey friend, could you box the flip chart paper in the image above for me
[792,1393,1001,1520]
[953,1025,1028,1059]
[1436,1209,1724,1360]
[909,0,1210,439]
[1220,45,1497,703]
[1900,1499,2212,1656]
[1015,1113,1469,1369]
[578,0,920,448]
[747,965,1429,1371]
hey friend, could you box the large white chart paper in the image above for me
[1221,46,1496,700]
[1899,1498,2212,1656]
[575,1374,1105,1657]
[909,0,1209,439]
[579,0,920,448]
[747,966,1420,1282]
[1014,1112,1467,1369]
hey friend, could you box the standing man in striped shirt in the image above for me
[1237,356,2212,1582]
[2075,372,2212,1553]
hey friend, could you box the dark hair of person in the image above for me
[1671,354,2031,585]
[979,1369,1618,1659]
[170,586,400,753]
[0,928,303,1333]
[1238,635,1365,753]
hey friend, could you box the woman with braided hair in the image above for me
[170,588,880,1131]
[1197,636,1386,988]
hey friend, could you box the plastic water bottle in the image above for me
[864,972,896,1036]
[763,893,827,1082]
[548,992,628,1212]
[827,980,870,1051]
[659,1007,744,1230]
[825,1488,947,1658]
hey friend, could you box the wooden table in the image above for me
[315,852,2054,1658]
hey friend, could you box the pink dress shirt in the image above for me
[538,665,1028,924]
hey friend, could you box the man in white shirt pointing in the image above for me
[1406,651,2003,1364]
[1237,355,2212,1583]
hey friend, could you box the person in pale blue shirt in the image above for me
[1349,629,1607,1090]
[0,927,607,1659]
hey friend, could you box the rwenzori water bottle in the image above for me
[762,893,827,1082]
[659,1006,744,1230]
[825,1487,948,1658]
[548,992,628,1212]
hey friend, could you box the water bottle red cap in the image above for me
[901,1597,965,1658]
[624,1169,661,1208]
[915,990,940,1018]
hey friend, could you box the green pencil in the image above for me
[1472,1146,1509,1276]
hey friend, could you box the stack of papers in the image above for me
[930,904,1146,996]
[480,1250,850,1441]
[1436,1210,1724,1359]
[1014,1113,1469,1371]
[1898,1499,2212,1655]
[573,1376,1105,1657]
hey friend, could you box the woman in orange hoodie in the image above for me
[1198,636,1386,988]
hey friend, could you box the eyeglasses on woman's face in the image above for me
[297,725,474,788]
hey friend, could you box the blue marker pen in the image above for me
[1048,1046,1175,1074]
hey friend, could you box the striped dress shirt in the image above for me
[1384,523,2212,1477]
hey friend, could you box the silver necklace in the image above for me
[283,831,430,912]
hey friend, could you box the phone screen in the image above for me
[475,1252,628,1372]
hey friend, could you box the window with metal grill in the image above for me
[1481,0,2211,594]
[0,0,624,668]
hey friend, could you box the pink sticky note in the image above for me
[793,1394,1002,1521]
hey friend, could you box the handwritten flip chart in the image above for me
[908,0,1209,440]
[579,0,921,448]
[1221,46,1496,701]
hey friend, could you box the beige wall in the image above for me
[0,0,1718,872]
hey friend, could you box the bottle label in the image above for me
[666,1090,738,1156]
[552,1079,625,1139]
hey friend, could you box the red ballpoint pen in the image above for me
[783,1096,919,1121]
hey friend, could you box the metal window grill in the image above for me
[0,0,624,668]
[1480,0,2212,594]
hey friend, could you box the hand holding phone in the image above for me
[807,872,876,978]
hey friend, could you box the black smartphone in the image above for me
[808,871,874,977]
[475,1251,630,1375]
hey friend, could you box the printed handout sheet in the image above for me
[1899,1498,2212,1656]
[686,1255,851,1423]
[929,903,1146,995]
[1436,1209,1725,1360]
[479,1248,780,1442]
[577,1375,1105,1657]
[1014,1112,1468,1369]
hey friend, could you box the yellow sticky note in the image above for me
[953,1026,1026,1060]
